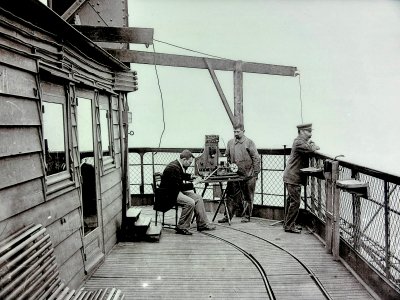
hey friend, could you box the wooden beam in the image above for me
[234,61,243,126]
[61,0,89,21]
[74,26,154,45]
[106,49,297,76]
[204,59,236,126]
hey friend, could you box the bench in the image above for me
[0,224,124,300]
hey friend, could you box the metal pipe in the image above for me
[0,227,46,263]
[1,255,56,298]
[1,247,53,291]
[1,238,52,284]
[30,276,60,300]
[5,262,57,300]
[0,224,42,255]
[64,289,77,300]
[20,269,59,300]
[0,224,36,248]
[105,288,117,300]
[43,281,65,300]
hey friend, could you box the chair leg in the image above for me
[175,206,178,228]
[162,212,165,226]
[155,211,158,226]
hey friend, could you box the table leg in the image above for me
[202,183,209,197]
[220,185,231,225]
[212,198,223,222]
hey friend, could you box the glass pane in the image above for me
[77,97,98,235]
[100,109,110,155]
[43,102,66,176]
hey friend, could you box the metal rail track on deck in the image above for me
[202,225,333,300]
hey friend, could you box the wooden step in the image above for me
[146,224,162,236]
[145,224,162,242]
[134,215,151,227]
[126,207,142,221]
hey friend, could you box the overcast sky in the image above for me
[127,0,400,176]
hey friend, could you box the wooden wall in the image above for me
[0,7,129,289]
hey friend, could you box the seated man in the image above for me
[160,149,216,235]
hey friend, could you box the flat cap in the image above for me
[297,123,313,130]
[180,149,195,159]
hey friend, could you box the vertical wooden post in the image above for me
[234,60,243,126]
[324,162,333,254]
[352,170,361,251]
[332,161,340,261]
[310,158,316,214]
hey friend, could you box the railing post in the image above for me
[324,161,333,254]
[317,157,323,219]
[283,145,287,214]
[352,170,361,251]
[260,153,264,205]
[310,157,316,214]
[139,152,144,194]
[384,180,391,279]
[332,161,340,261]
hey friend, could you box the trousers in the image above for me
[284,183,302,230]
[176,190,209,230]
[225,177,257,218]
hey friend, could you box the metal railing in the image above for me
[128,147,289,206]
[309,153,400,290]
[128,147,400,289]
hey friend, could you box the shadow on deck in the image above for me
[83,207,376,300]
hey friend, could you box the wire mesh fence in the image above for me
[128,148,288,205]
[128,147,400,289]
[308,154,400,289]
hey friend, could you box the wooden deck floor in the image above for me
[83,207,376,300]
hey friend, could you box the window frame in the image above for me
[99,93,116,172]
[41,80,74,195]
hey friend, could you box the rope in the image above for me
[154,39,232,61]
[152,43,166,148]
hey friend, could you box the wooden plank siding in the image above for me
[0,153,43,190]
[0,127,42,157]
[0,96,40,126]
[0,3,130,291]
[0,178,43,222]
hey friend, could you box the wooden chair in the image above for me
[152,172,180,228]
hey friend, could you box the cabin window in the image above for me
[43,102,68,176]
[99,96,115,169]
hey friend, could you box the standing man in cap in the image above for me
[218,123,260,223]
[160,149,216,235]
[283,123,320,233]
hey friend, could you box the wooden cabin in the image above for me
[0,0,135,288]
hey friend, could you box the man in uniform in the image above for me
[283,123,320,233]
[218,123,260,223]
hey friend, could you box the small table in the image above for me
[200,175,245,225]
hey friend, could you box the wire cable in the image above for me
[152,43,166,148]
[154,39,233,61]
[297,73,304,124]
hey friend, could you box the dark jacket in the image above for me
[155,160,193,212]
[283,136,316,185]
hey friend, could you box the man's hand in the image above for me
[192,176,203,185]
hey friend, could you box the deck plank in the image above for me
[83,207,375,299]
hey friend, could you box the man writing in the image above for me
[283,123,320,233]
[160,150,216,235]
[218,123,260,223]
